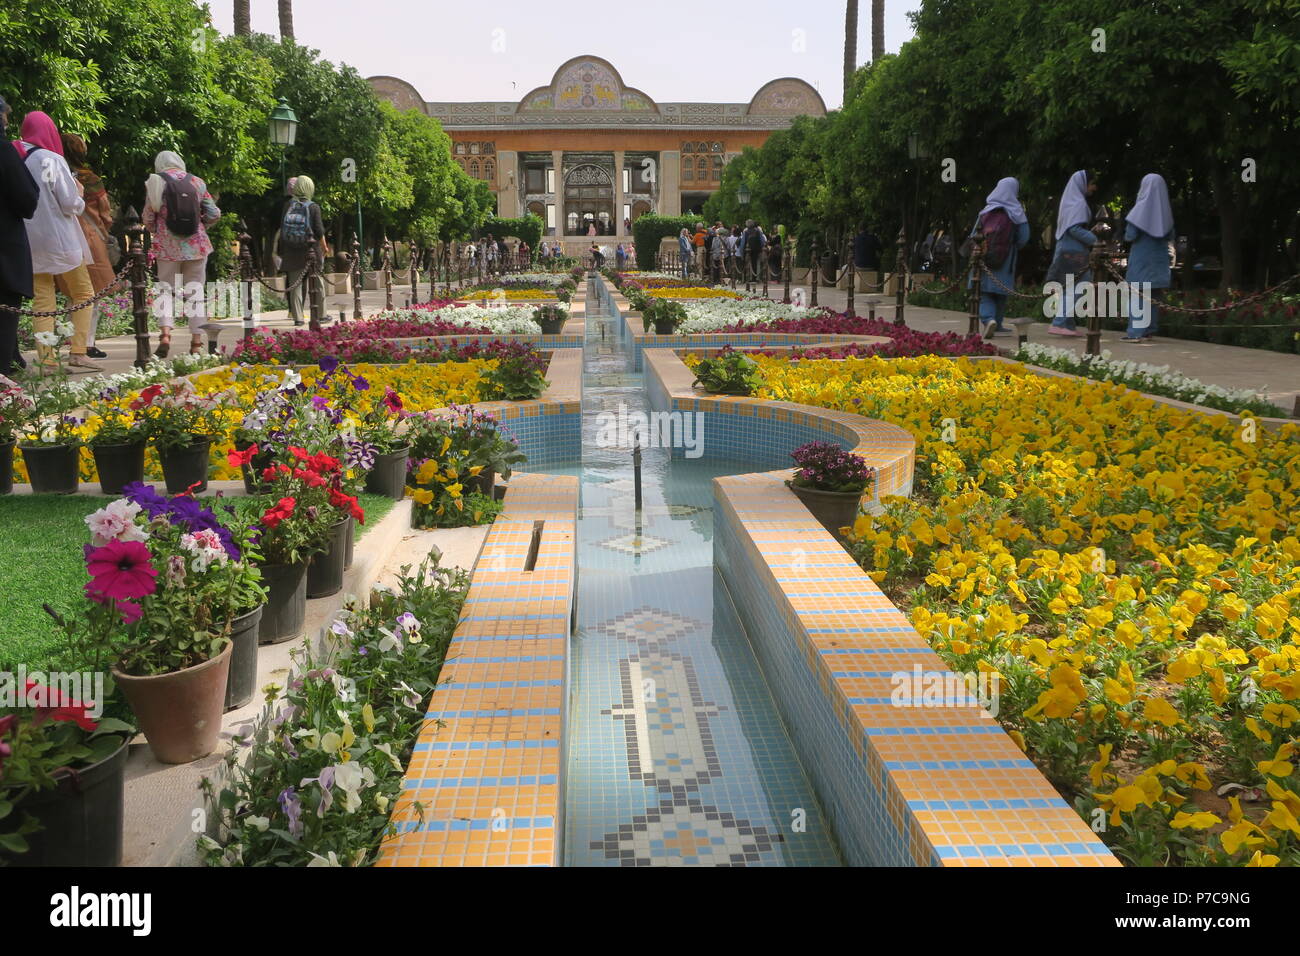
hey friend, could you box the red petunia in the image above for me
[227,443,259,467]
[288,446,309,461]
[293,468,326,488]
[328,488,365,525]
[129,383,163,411]
[24,680,99,732]
[382,388,403,414]
[86,539,158,601]
[308,453,340,475]
[261,497,297,530]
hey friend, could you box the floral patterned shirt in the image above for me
[142,169,220,262]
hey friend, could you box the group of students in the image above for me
[677,220,781,284]
[0,98,225,376]
[969,169,1175,344]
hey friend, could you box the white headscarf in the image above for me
[1055,169,1092,240]
[979,177,1027,225]
[1126,173,1173,239]
[145,150,187,212]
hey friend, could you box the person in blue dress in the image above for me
[1047,169,1098,336]
[1120,173,1174,344]
[967,177,1031,339]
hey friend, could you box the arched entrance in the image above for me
[564,164,614,235]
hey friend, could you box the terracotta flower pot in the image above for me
[786,481,864,540]
[113,641,232,765]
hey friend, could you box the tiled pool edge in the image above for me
[374,473,579,867]
[616,283,1119,867]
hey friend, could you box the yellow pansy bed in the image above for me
[754,353,1300,866]
[642,287,743,300]
[15,361,492,485]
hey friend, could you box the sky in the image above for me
[203,0,919,109]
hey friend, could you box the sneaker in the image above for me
[1048,326,1081,337]
[1119,336,1143,342]
[1134,337,1156,345]
[980,322,997,341]
[85,346,108,359]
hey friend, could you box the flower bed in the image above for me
[1015,343,1282,417]
[229,319,540,365]
[397,303,543,334]
[753,353,1300,866]
[199,556,469,867]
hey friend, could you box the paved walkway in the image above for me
[37,276,1298,416]
[803,285,1300,415]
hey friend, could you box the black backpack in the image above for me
[162,173,201,237]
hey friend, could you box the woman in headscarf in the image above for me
[0,95,39,377]
[1046,169,1098,336]
[61,132,113,359]
[273,174,325,326]
[143,150,220,356]
[14,111,100,371]
[1120,174,1175,344]
[967,177,1031,340]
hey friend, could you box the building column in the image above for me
[613,149,625,236]
[661,150,681,216]
[552,149,564,236]
[496,150,519,217]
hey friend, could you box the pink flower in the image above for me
[86,539,158,601]
[118,600,143,624]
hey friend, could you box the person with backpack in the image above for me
[274,175,326,327]
[1046,169,1099,337]
[14,111,100,371]
[740,220,765,283]
[143,150,220,356]
[967,177,1030,340]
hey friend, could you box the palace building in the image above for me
[368,55,825,252]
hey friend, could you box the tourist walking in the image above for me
[677,228,692,278]
[967,177,1031,340]
[1120,173,1175,344]
[693,222,707,278]
[1046,169,1098,337]
[740,219,765,282]
[143,150,220,356]
[61,133,114,359]
[615,242,626,270]
[767,229,783,280]
[275,174,325,327]
[710,225,727,284]
[0,95,39,378]
[15,111,99,371]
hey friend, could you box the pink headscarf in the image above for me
[12,111,64,159]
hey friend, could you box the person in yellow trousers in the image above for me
[61,132,114,359]
[12,111,99,371]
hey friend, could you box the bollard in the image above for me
[238,219,256,343]
[847,254,856,317]
[409,239,418,303]
[632,440,642,513]
[894,227,907,326]
[125,207,151,369]
[968,234,985,337]
[782,243,792,304]
[1085,244,1105,357]
[351,234,363,320]
[382,236,394,312]
[810,239,819,307]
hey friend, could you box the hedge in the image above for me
[632,215,699,270]
[480,214,544,255]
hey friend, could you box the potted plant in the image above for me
[135,381,232,494]
[482,345,549,401]
[235,454,332,643]
[0,375,35,495]
[0,683,132,866]
[785,441,876,539]
[692,348,765,396]
[85,387,148,495]
[533,303,568,335]
[17,373,82,495]
[354,386,411,501]
[643,298,687,335]
[58,489,239,764]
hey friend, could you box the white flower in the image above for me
[85,499,149,547]
[54,319,74,338]
[306,851,342,867]
[246,815,271,832]
[33,331,59,347]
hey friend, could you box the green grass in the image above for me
[0,492,399,671]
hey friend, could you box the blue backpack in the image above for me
[282,199,313,248]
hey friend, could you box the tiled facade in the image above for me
[374,473,579,867]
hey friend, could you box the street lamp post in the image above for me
[268,96,299,191]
